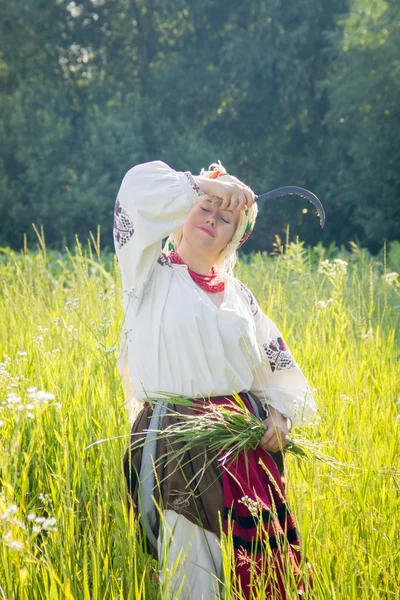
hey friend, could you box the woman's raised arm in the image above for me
[114,160,205,303]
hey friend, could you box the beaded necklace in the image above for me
[169,250,225,294]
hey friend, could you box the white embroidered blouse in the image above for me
[114,161,317,427]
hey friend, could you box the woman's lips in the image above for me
[199,226,215,237]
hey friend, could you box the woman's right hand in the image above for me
[193,175,256,212]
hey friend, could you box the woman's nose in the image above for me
[206,212,217,227]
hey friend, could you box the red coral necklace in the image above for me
[169,250,225,293]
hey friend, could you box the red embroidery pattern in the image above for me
[157,253,172,267]
[114,198,134,249]
[263,337,295,372]
[184,172,206,198]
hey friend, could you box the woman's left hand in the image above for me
[259,406,291,453]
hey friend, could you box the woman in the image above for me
[114,161,317,599]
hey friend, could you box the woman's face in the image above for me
[182,197,241,256]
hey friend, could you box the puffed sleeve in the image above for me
[113,160,205,304]
[237,281,317,428]
[114,161,205,422]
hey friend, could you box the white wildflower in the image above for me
[1,504,18,520]
[34,516,46,524]
[383,272,399,285]
[37,391,55,402]
[361,328,374,340]
[27,513,36,521]
[238,495,259,516]
[316,298,334,309]
[65,298,78,308]
[341,395,354,403]
[9,539,24,551]
[29,390,55,403]
[318,258,348,279]
[7,393,21,404]
[42,517,57,531]
[104,346,117,354]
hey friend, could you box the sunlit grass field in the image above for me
[0,233,399,599]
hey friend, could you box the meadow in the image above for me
[0,232,399,599]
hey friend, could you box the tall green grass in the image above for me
[0,234,399,599]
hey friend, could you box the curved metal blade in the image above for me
[256,186,326,228]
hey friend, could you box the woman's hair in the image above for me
[163,162,258,279]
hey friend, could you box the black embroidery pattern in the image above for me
[236,280,259,316]
[263,338,296,372]
[157,253,172,267]
[114,198,134,249]
[184,171,206,198]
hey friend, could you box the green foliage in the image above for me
[0,243,399,598]
[0,0,398,251]
[323,0,400,251]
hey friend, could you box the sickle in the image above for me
[256,186,326,228]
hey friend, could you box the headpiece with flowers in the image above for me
[164,162,258,279]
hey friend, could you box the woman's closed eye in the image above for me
[201,207,229,224]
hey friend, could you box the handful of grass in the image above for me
[149,393,311,463]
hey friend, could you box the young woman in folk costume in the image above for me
[114,160,317,600]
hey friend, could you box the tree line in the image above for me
[0,0,398,253]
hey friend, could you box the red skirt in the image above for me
[124,393,311,599]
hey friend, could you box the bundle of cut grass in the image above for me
[147,393,310,464]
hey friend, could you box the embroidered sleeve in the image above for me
[184,172,206,199]
[250,309,317,428]
[114,161,203,303]
[114,198,135,249]
[263,337,296,373]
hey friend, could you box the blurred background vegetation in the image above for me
[0,0,399,253]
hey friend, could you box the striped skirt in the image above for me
[123,393,310,599]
